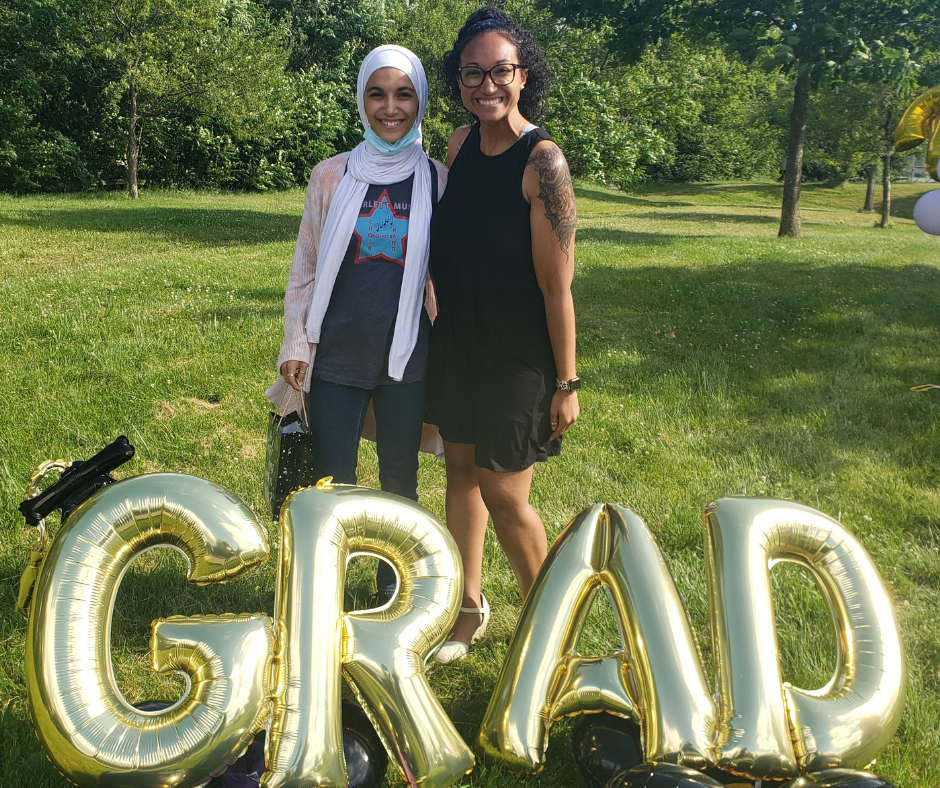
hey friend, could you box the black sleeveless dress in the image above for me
[426,123,562,472]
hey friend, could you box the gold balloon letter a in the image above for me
[704,498,906,777]
[478,504,717,773]
[264,484,475,788]
[25,473,274,788]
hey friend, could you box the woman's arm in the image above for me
[424,158,449,323]
[522,139,579,440]
[278,155,346,391]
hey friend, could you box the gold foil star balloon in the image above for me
[895,84,940,181]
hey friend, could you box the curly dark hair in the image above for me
[439,7,549,121]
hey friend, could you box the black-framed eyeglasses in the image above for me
[458,63,524,88]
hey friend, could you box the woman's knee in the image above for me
[478,465,535,517]
[480,484,533,525]
[444,442,479,487]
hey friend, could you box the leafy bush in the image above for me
[620,40,787,184]
[544,72,666,187]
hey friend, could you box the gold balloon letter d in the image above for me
[704,498,906,777]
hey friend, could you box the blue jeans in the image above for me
[308,377,426,595]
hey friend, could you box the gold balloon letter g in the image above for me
[25,473,275,788]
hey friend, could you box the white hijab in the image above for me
[304,45,432,381]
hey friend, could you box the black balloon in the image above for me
[342,699,388,788]
[790,769,898,788]
[572,712,645,788]
[778,777,820,788]
[133,700,175,713]
[131,699,388,788]
[607,762,727,788]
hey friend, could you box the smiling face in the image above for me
[364,67,419,144]
[458,31,528,123]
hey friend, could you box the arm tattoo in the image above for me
[528,147,576,255]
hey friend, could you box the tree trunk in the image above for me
[127,83,139,199]
[862,163,876,212]
[779,69,812,238]
[881,144,894,228]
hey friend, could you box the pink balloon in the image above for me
[913,189,940,235]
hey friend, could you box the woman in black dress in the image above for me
[426,7,579,662]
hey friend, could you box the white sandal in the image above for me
[434,594,490,664]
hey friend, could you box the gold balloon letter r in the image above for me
[263,483,475,788]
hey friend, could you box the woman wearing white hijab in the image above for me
[267,45,446,601]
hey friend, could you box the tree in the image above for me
[617,39,786,184]
[263,0,390,153]
[544,0,934,237]
[70,0,289,197]
[688,0,935,237]
[862,43,922,227]
[0,0,123,192]
[804,80,891,193]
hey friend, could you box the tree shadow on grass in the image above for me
[0,207,300,247]
[575,182,789,208]
[0,703,66,787]
[577,227,700,246]
[888,188,939,221]
[628,211,779,225]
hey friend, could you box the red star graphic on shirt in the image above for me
[353,190,410,265]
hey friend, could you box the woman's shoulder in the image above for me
[448,125,473,145]
[446,126,473,167]
[307,151,351,188]
[524,134,566,166]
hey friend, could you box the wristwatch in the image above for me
[556,376,582,392]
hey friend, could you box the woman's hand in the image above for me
[550,389,579,440]
[280,360,308,392]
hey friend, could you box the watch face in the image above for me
[569,377,581,391]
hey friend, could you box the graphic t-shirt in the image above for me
[313,173,431,388]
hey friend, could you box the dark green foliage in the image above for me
[618,40,787,184]
[541,0,680,63]
[264,0,388,73]
[131,70,346,190]
[2,0,939,193]
[0,0,124,192]
[262,0,389,153]
[802,81,895,185]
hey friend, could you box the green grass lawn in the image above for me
[1,181,938,787]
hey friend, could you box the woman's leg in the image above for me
[443,439,490,644]
[371,379,426,502]
[371,379,426,597]
[477,465,547,600]
[307,379,370,485]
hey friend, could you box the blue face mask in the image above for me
[364,123,421,155]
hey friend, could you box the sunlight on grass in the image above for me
[1,183,938,787]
